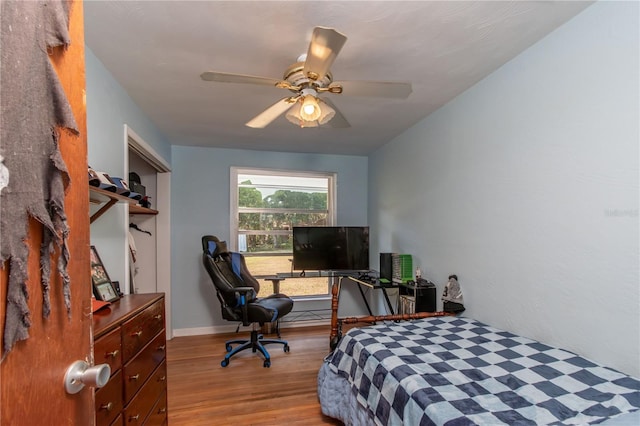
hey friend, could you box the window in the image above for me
[230,168,336,297]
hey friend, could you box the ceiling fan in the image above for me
[200,26,412,129]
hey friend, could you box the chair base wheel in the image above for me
[263,360,271,368]
[221,359,229,367]
[284,344,290,353]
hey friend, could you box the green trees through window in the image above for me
[232,169,336,297]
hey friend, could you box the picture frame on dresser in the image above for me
[90,245,120,302]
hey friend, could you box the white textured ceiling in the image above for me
[84,1,592,156]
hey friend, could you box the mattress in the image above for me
[318,317,640,425]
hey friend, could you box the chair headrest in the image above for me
[202,235,229,257]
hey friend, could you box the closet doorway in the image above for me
[125,124,172,338]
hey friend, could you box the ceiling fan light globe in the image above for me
[318,99,336,125]
[303,103,316,116]
[285,109,301,125]
[300,95,321,121]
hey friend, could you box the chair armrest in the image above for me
[228,286,256,295]
[219,286,255,304]
[262,276,285,294]
[220,286,255,326]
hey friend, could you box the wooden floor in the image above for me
[166,325,344,425]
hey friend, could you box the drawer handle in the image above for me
[158,375,166,382]
[131,330,143,338]
[106,349,119,359]
[100,402,114,412]
[157,407,167,414]
[128,374,140,381]
[157,344,166,352]
[154,314,162,320]
[128,414,140,422]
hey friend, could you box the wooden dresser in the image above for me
[93,293,168,426]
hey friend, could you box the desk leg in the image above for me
[356,282,374,317]
[381,288,395,315]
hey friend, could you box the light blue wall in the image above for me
[85,47,172,289]
[85,48,171,174]
[369,1,639,376]
[170,146,368,330]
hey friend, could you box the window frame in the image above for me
[229,166,337,255]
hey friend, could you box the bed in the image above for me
[318,316,640,425]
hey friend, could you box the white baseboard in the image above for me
[172,319,331,338]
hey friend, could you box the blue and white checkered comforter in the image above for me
[325,317,640,425]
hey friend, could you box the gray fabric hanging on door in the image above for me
[0,0,77,358]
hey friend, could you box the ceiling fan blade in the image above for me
[200,71,280,87]
[245,97,299,128]
[334,80,412,99]
[320,98,350,128]
[303,27,347,81]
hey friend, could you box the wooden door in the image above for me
[0,1,93,424]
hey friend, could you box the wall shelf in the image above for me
[89,187,158,223]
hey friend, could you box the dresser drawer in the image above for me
[95,370,123,426]
[123,330,166,402]
[149,360,167,396]
[144,389,167,426]
[95,327,123,374]
[124,363,167,425]
[110,413,123,426]
[122,299,165,361]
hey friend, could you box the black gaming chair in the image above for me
[202,235,294,367]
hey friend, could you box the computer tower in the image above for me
[380,253,394,282]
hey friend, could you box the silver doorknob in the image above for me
[64,360,111,394]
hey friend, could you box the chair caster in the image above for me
[221,359,229,367]
[283,344,290,353]
[263,360,271,368]
[225,344,232,352]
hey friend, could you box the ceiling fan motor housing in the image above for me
[283,62,333,92]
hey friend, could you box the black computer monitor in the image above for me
[292,226,369,272]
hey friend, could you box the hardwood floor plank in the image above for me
[166,325,343,425]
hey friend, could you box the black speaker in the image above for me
[380,253,393,282]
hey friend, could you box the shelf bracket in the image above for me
[90,198,117,224]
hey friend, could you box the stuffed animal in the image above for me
[442,274,465,313]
